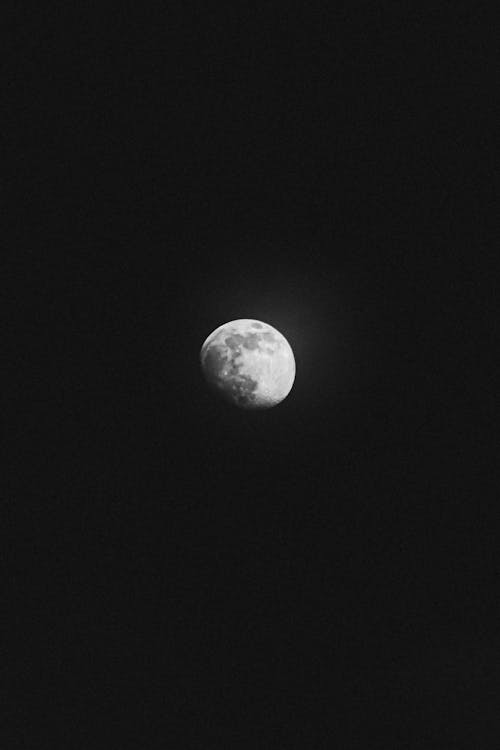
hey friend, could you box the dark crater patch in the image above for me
[204,342,261,407]
[203,346,230,382]
[241,333,260,350]
[226,332,262,350]
[262,331,275,342]
[203,343,242,385]
[225,334,245,351]
[226,374,258,407]
[252,322,263,329]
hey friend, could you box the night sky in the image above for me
[6,4,496,747]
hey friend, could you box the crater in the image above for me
[203,346,229,381]
[241,333,260,350]
[262,331,275,342]
[225,334,245,350]
[226,374,259,407]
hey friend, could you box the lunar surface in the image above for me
[200,319,296,409]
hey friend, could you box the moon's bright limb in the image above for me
[200,319,296,409]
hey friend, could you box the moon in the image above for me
[200,319,296,409]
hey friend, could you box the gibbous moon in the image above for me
[200,319,296,409]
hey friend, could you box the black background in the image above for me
[5,4,497,747]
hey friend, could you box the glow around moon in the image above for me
[200,319,296,409]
